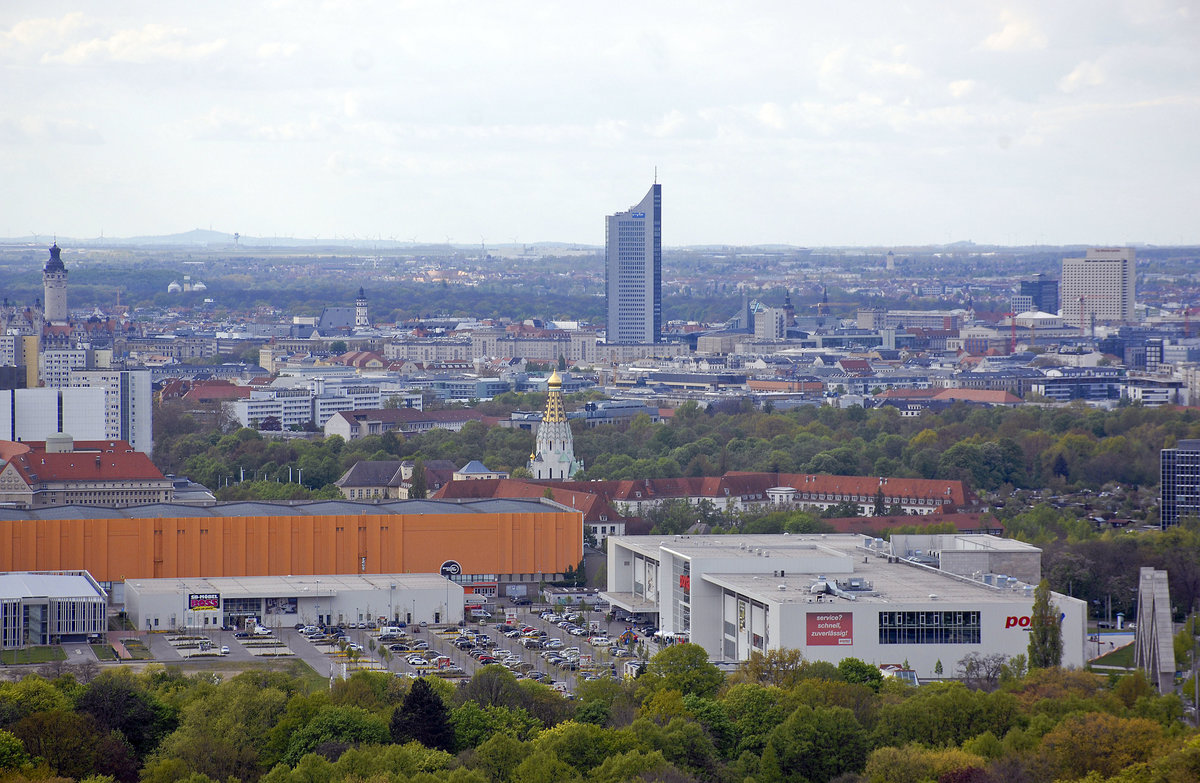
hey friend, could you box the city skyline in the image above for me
[2,3,1198,247]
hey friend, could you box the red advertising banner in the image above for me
[807,611,853,646]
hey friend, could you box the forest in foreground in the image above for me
[0,643,1196,783]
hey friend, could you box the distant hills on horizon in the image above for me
[0,229,1189,253]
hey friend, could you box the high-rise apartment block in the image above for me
[1161,439,1200,529]
[1061,248,1135,328]
[69,370,154,455]
[0,387,108,442]
[605,183,661,344]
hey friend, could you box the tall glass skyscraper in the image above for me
[605,183,661,344]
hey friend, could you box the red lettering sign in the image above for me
[679,575,690,591]
[806,612,853,646]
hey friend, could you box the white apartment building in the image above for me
[39,349,90,388]
[232,384,383,429]
[1061,248,1136,327]
[69,370,154,455]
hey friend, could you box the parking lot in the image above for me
[277,603,662,693]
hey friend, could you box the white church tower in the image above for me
[355,287,369,329]
[43,243,68,324]
[529,370,582,480]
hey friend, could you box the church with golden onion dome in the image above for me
[528,369,582,479]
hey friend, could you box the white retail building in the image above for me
[602,533,1086,679]
[124,572,465,632]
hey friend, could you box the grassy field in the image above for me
[0,646,68,665]
[1091,642,1135,668]
[92,644,118,661]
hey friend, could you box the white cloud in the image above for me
[0,116,102,145]
[948,79,977,98]
[981,10,1047,51]
[0,12,87,54]
[867,59,922,79]
[757,103,786,130]
[650,109,689,138]
[44,23,226,64]
[256,41,299,60]
[1059,60,1106,93]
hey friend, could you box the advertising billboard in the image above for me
[188,593,220,611]
[806,611,853,646]
[266,597,297,615]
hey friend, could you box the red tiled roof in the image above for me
[430,471,972,523]
[183,381,251,402]
[1,440,165,484]
[432,478,627,523]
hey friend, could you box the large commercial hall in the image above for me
[602,532,1086,678]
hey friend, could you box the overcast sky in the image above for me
[2,2,1197,247]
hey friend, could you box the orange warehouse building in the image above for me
[0,499,582,592]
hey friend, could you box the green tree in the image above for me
[449,702,539,751]
[390,678,453,752]
[76,670,177,759]
[759,704,868,783]
[281,705,388,765]
[640,643,724,700]
[1028,578,1063,669]
[0,729,30,770]
[409,458,427,499]
[468,732,527,783]
[838,657,884,692]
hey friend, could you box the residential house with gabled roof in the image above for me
[334,459,457,500]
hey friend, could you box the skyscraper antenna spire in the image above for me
[654,166,657,184]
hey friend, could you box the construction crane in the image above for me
[1004,313,1017,354]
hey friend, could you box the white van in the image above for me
[379,626,402,636]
